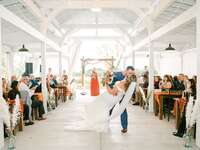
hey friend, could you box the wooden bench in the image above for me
[154,91,182,120]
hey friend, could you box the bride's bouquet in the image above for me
[102,71,114,86]
[185,96,200,147]
[0,96,20,149]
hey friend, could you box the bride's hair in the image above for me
[124,74,137,92]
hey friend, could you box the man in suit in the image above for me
[108,66,135,133]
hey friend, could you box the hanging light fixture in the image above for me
[18,44,29,52]
[165,43,175,51]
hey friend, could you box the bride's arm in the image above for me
[105,84,118,96]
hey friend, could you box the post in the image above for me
[7,52,14,80]
[147,22,154,113]
[111,56,114,69]
[0,16,2,98]
[196,0,200,147]
[41,41,48,113]
[0,15,4,150]
[58,52,62,78]
[81,58,85,89]
[180,52,184,73]
[132,51,135,68]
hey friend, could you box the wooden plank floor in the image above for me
[3,91,199,150]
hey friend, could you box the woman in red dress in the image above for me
[90,69,100,96]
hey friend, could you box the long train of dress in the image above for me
[64,82,136,132]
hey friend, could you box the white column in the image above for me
[148,24,154,113]
[7,52,14,80]
[180,53,184,73]
[58,52,62,78]
[0,15,4,150]
[66,56,70,74]
[132,51,135,68]
[0,16,2,98]
[41,41,48,113]
[196,0,200,147]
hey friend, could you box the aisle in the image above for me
[3,92,195,150]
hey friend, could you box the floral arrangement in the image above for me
[186,96,200,129]
[185,96,200,148]
[101,71,113,86]
[0,96,21,149]
[0,97,10,128]
[189,99,200,127]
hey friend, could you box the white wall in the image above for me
[159,52,182,76]
[182,49,197,77]
[156,49,197,77]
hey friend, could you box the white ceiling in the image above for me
[0,0,197,53]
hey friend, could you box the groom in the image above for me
[108,66,135,133]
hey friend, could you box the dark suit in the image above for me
[109,72,128,129]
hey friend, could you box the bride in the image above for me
[84,74,136,132]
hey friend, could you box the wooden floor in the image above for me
[3,91,199,150]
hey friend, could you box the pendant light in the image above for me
[18,44,29,52]
[165,43,175,51]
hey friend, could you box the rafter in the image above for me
[129,0,176,36]
[48,0,150,22]
[62,24,133,29]
[124,4,196,57]
[19,0,63,36]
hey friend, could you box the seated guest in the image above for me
[173,74,185,91]
[159,75,172,91]
[50,75,58,89]
[8,81,34,126]
[189,78,196,99]
[172,76,179,90]
[154,76,161,89]
[32,81,46,120]
[192,75,197,83]
[29,75,39,90]
[19,76,34,126]
[183,75,192,97]
[173,77,196,138]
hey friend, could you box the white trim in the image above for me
[196,0,200,147]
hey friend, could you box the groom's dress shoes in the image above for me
[172,132,183,138]
[121,128,128,133]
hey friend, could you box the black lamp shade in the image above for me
[165,43,175,51]
[19,44,29,52]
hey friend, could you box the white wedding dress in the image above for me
[84,83,125,132]
[85,82,136,132]
[64,82,136,132]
